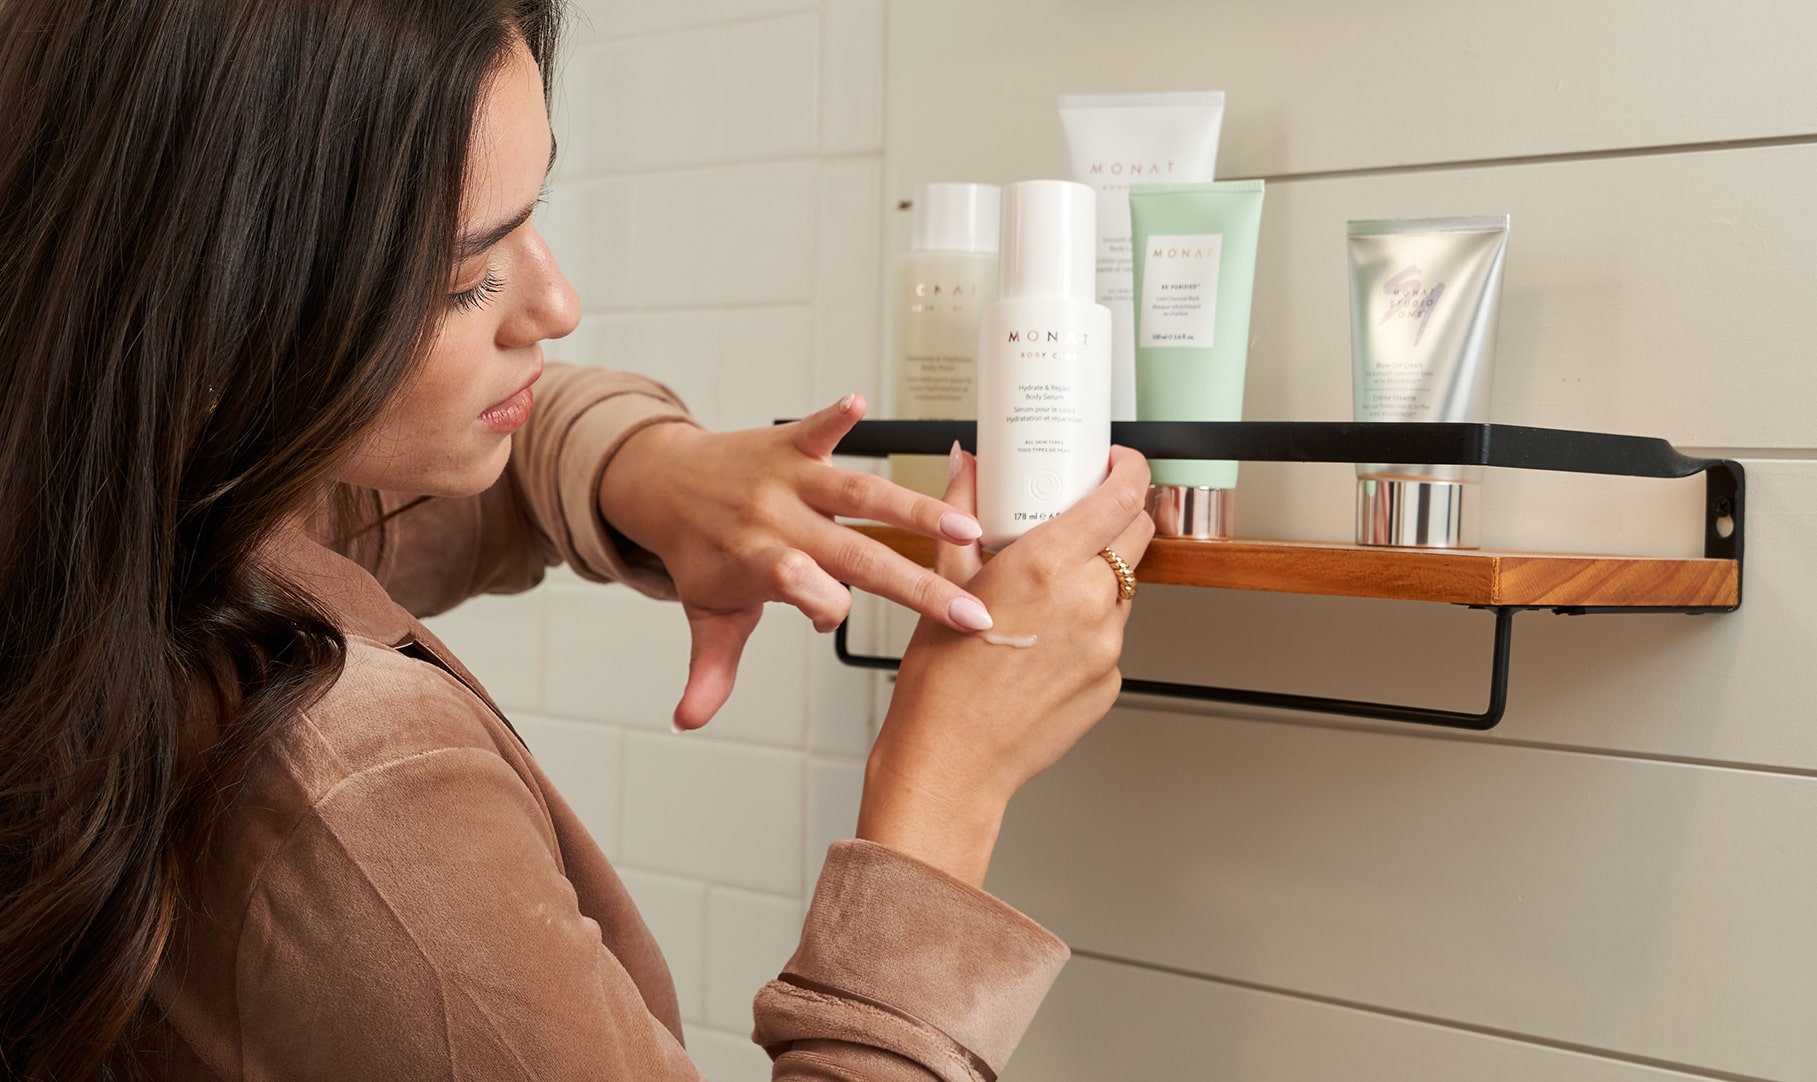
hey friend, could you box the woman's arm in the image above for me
[342,363,998,729]
[231,642,1110,1082]
[756,447,1157,1079]
[332,362,696,617]
[861,446,1153,887]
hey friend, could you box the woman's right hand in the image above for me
[856,444,1155,887]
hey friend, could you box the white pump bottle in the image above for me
[975,180,1113,548]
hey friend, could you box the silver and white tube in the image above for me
[1347,215,1510,549]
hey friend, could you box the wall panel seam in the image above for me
[1108,705,1817,781]
[1231,132,1817,186]
[1069,949,1776,1082]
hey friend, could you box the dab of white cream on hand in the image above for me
[980,631,1038,649]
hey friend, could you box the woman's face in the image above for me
[339,40,580,497]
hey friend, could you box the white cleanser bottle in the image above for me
[976,180,1112,548]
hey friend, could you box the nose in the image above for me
[502,228,582,346]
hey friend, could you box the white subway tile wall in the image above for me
[818,0,887,156]
[512,715,626,860]
[703,887,809,1032]
[423,590,547,712]
[633,162,820,308]
[621,731,806,900]
[618,868,710,1024]
[811,160,885,407]
[804,757,865,891]
[425,4,882,1074]
[683,1023,778,1082]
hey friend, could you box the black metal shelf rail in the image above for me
[817,420,1746,731]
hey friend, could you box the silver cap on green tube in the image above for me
[1146,485,1235,540]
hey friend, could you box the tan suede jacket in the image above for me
[141,363,1068,1081]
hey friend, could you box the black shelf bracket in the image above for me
[807,420,1746,731]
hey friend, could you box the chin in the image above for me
[389,435,515,499]
[337,432,515,498]
[437,434,515,497]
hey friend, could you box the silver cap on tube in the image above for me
[1356,480,1480,549]
[1146,485,1235,540]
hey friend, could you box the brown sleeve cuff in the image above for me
[753,840,1068,1082]
[510,362,698,600]
[560,396,695,599]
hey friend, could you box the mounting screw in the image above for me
[1714,497,1734,516]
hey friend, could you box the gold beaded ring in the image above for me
[1098,548,1138,602]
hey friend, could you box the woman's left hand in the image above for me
[597,393,994,731]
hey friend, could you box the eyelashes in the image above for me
[449,268,505,312]
[448,188,551,312]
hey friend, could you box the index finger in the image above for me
[1022,446,1152,559]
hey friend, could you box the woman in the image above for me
[0,1,1154,1078]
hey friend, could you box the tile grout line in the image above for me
[578,6,820,48]
[554,152,822,183]
[809,0,826,159]
[699,883,715,1029]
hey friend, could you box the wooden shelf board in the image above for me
[853,526,1739,609]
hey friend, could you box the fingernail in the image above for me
[948,440,963,480]
[838,393,857,413]
[670,719,688,735]
[938,512,982,542]
[948,596,993,631]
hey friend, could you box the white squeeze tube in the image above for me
[1059,91,1226,421]
[976,180,1113,548]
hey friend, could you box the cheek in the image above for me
[337,322,500,493]
[399,326,488,433]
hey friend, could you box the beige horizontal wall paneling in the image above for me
[986,711,1817,1079]
[888,0,1817,184]
[1007,955,1730,1081]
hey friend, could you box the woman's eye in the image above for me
[449,268,505,312]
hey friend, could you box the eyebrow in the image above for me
[453,135,559,262]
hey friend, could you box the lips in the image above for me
[476,368,541,434]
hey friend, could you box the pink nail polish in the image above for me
[948,596,994,631]
[948,440,963,480]
[939,512,982,542]
[838,393,857,413]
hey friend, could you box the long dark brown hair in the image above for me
[0,1,564,1076]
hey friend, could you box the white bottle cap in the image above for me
[997,179,1096,302]
[911,182,1001,254]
